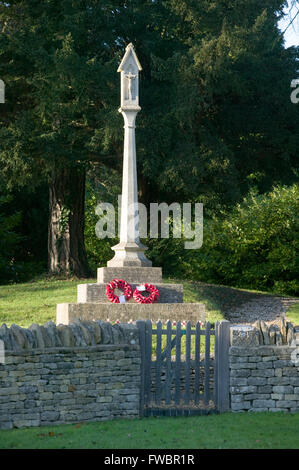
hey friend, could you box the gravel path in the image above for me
[186,281,299,325]
[226,296,299,324]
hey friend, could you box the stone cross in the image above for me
[107,43,152,267]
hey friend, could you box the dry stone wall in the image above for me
[230,320,299,413]
[1,318,299,429]
[0,321,141,430]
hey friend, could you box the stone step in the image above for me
[77,282,184,304]
[97,266,162,284]
[56,302,205,327]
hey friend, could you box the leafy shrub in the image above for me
[183,184,299,295]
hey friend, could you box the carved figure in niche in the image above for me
[125,71,136,101]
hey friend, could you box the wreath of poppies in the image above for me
[105,278,133,303]
[133,283,160,304]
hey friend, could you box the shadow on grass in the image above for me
[167,278,299,325]
[186,280,267,310]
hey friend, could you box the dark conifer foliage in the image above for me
[0,1,298,279]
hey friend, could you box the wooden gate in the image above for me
[136,319,230,417]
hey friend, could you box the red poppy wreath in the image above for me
[133,283,160,304]
[105,278,133,303]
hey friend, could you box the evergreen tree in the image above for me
[140,0,299,211]
[0,0,297,278]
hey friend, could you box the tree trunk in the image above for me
[48,166,91,277]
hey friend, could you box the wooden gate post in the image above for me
[215,320,231,412]
[136,320,146,417]
[144,319,153,408]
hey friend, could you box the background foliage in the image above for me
[182,184,299,295]
[0,0,298,293]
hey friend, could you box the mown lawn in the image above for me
[0,412,298,449]
[0,279,298,450]
[286,302,299,326]
[0,276,227,329]
[0,276,297,330]
[0,277,297,359]
[0,276,218,354]
[0,277,94,328]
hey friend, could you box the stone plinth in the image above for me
[78,282,183,304]
[97,266,162,284]
[57,302,205,326]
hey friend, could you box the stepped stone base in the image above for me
[56,302,205,326]
[97,266,162,284]
[77,283,183,304]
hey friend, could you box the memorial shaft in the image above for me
[107,43,151,267]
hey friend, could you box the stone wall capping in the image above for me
[0,320,140,352]
[231,320,297,348]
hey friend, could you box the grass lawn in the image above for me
[0,412,298,449]
[0,277,94,328]
[0,276,297,329]
[0,276,226,329]
[0,279,298,451]
[285,302,299,326]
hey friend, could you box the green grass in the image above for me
[0,412,299,449]
[0,279,298,450]
[164,278,225,325]
[0,277,94,328]
[0,276,298,329]
[0,276,225,329]
[286,302,299,326]
[166,277,299,326]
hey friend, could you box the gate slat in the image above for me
[194,321,201,405]
[204,322,211,405]
[213,322,219,407]
[165,320,172,405]
[145,319,152,406]
[175,321,181,405]
[160,336,177,361]
[184,321,191,405]
[155,320,162,405]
